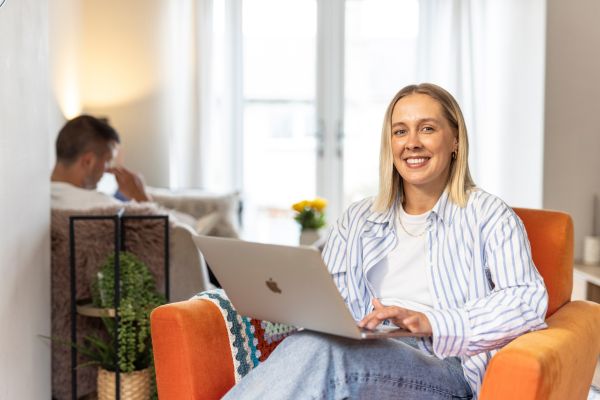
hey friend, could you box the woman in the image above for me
[224,83,548,399]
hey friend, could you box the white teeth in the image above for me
[406,158,427,165]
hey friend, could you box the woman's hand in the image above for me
[358,298,432,335]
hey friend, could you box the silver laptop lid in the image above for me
[192,235,426,340]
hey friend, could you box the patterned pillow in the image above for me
[192,289,297,382]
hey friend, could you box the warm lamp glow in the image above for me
[79,56,157,108]
[54,63,83,119]
[59,89,82,120]
[79,2,161,109]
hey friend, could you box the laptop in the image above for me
[192,234,427,340]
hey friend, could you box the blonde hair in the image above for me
[373,83,475,212]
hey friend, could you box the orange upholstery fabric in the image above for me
[151,208,600,400]
[479,300,600,400]
[479,208,599,400]
[513,208,573,317]
[151,300,235,399]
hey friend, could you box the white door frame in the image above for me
[316,0,345,221]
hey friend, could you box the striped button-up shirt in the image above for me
[322,189,548,398]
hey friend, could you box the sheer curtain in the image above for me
[166,0,240,192]
[164,0,197,189]
[197,0,243,193]
[185,0,546,207]
[417,0,546,207]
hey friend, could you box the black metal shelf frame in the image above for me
[69,209,170,400]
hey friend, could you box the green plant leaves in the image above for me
[91,252,166,373]
[293,207,326,230]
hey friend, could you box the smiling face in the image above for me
[391,93,458,200]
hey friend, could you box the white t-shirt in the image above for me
[366,206,434,313]
[51,181,123,210]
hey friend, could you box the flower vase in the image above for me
[300,229,320,246]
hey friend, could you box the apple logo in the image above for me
[265,278,282,294]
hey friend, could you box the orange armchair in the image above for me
[151,208,600,399]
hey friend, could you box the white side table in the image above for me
[573,263,600,303]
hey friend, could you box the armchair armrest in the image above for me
[480,300,600,400]
[147,187,240,238]
[151,299,235,400]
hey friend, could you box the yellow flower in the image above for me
[311,197,328,212]
[292,200,309,213]
[292,197,328,230]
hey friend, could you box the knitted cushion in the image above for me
[192,289,296,382]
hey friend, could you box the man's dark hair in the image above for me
[55,115,121,165]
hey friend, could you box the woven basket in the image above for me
[97,367,151,400]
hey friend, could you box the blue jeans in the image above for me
[223,331,473,399]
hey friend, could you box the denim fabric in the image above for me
[223,331,473,400]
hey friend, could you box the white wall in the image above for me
[0,0,52,397]
[544,0,600,260]
[78,0,169,187]
[64,0,197,188]
[49,0,81,140]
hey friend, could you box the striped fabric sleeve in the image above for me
[422,307,471,357]
[424,209,548,359]
[322,212,349,301]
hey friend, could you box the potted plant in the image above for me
[87,251,165,400]
[292,197,327,245]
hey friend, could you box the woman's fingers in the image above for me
[359,304,409,330]
[358,311,376,328]
[372,298,384,309]
[358,301,433,334]
[358,309,386,329]
[402,313,433,334]
[358,298,386,328]
[402,315,421,332]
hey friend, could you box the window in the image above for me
[242,0,318,243]
[239,0,419,243]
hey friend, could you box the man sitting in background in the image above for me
[51,115,239,289]
[50,114,229,241]
[50,115,153,209]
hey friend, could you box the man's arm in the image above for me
[108,166,152,202]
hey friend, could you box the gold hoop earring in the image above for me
[452,151,457,160]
